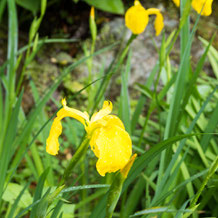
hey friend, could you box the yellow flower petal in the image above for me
[172,0,180,7]
[120,154,137,179]
[92,124,132,176]
[46,99,89,155]
[46,99,134,178]
[61,98,67,106]
[90,101,112,123]
[46,117,62,155]
[125,0,149,35]
[147,8,164,36]
[100,115,125,129]
[57,106,89,126]
[172,0,213,16]
[192,0,213,16]
[89,115,125,157]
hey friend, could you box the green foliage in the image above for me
[84,0,124,14]
[16,0,40,14]
[3,183,32,209]
[0,0,217,217]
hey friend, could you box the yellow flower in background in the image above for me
[172,0,213,16]
[125,0,164,36]
[192,0,213,16]
[46,99,133,176]
[172,0,180,7]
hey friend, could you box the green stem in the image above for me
[190,156,218,208]
[106,173,124,218]
[59,135,90,186]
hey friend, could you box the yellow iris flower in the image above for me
[172,0,213,16]
[46,99,132,176]
[125,0,164,36]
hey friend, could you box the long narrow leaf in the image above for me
[0,90,23,200]
[30,168,50,218]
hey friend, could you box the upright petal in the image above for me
[93,124,132,176]
[125,0,149,35]
[147,8,164,36]
[192,0,213,16]
[90,101,112,123]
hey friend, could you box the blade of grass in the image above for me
[199,36,218,79]
[17,38,78,55]
[6,0,17,108]
[120,176,145,218]
[157,0,201,194]
[137,73,177,147]
[1,0,18,156]
[130,207,192,217]
[119,49,132,133]
[154,169,208,206]
[24,153,38,180]
[177,34,216,129]
[75,189,108,210]
[30,168,50,218]
[131,63,159,133]
[125,134,203,189]
[0,90,23,201]
[61,184,110,193]
[92,35,136,114]
[200,100,218,152]
[0,83,3,151]
[190,156,218,208]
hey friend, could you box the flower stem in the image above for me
[59,135,90,186]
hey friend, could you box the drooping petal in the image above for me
[46,117,62,155]
[172,0,180,7]
[46,99,89,155]
[89,115,125,157]
[90,101,112,123]
[192,0,213,16]
[125,0,149,35]
[92,124,132,176]
[147,8,164,36]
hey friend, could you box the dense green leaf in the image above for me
[30,168,50,218]
[84,0,124,14]
[16,0,40,14]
